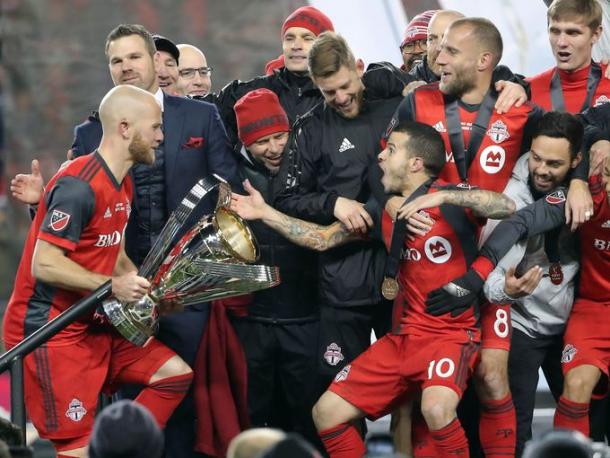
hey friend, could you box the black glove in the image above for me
[425,268,485,317]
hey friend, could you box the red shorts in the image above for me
[561,298,610,399]
[20,329,175,451]
[329,331,479,420]
[480,303,512,351]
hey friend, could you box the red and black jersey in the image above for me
[529,62,610,114]
[410,83,541,193]
[378,180,488,337]
[577,174,610,303]
[4,152,133,347]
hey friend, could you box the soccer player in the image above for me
[231,120,516,457]
[3,86,193,458]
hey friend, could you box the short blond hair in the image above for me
[547,0,602,31]
[308,32,356,79]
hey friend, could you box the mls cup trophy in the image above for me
[103,176,281,346]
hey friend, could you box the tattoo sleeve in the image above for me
[263,208,360,251]
[442,190,516,219]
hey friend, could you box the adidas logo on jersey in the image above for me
[338,138,355,153]
[602,220,610,229]
[104,207,112,219]
[433,121,446,133]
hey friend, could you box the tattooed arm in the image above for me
[231,179,362,251]
[397,189,516,221]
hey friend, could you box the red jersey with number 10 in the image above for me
[4,152,133,347]
[380,180,490,337]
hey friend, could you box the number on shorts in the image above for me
[493,308,509,338]
[427,358,455,379]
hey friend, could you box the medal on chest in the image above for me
[381,277,399,300]
[549,262,563,286]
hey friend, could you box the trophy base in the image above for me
[102,295,159,347]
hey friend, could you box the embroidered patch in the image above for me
[49,210,71,232]
[334,364,351,382]
[545,190,566,205]
[65,398,87,422]
[561,344,577,364]
[324,343,345,366]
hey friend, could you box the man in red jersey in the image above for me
[429,149,610,440]
[553,154,610,436]
[529,0,609,114]
[383,17,543,457]
[231,120,516,458]
[3,85,193,458]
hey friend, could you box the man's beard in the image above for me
[129,132,155,165]
[439,69,477,99]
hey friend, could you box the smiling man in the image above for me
[216,6,334,147]
[176,44,212,98]
[273,32,404,415]
[230,88,321,448]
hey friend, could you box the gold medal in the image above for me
[381,277,400,300]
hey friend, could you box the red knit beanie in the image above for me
[400,10,437,49]
[235,89,290,146]
[281,6,334,37]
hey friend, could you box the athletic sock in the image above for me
[319,422,366,458]
[554,395,590,436]
[135,372,193,428]
[412,409,438,458]
[479,394,516,458]
[430,417,469,458]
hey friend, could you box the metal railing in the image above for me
[0,281,112,444]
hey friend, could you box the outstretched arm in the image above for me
[231,180,362,251]
[398,189,516,221]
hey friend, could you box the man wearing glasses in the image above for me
[176,44,213,98]
[399,10,436,73]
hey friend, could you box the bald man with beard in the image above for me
[3,85,193,458]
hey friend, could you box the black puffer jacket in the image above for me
[235,145,319,322]
[215,68,323,147]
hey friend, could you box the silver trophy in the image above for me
[103,176,281,346]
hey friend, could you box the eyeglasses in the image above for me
[179,67,213,78]
[401,39,427,54]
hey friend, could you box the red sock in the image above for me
[319,423,366,458]
[430,417,469,458]
[479,394,516,457]
[412,410,438,458]
[135,372,193,428]
[554,396,590,436]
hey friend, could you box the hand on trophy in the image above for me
[111,271,151,303]
[230,179,270,221]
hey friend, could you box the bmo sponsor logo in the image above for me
[593,239,610,251]
[401,247,422,261]
[480,145,505,174]
[445,151,455,163]
[94,230,122,247]
[424,236,452,264]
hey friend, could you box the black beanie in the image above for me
[88,401,164,458]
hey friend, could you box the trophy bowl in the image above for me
[102,178,280,346]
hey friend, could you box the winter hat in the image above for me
[281,6,334,37]
[235,89,290,147]
[88,401,163,458]
[400,10,437,49]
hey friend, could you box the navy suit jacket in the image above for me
[72,92,239,213]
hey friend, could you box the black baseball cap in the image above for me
[153,34,180,64]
